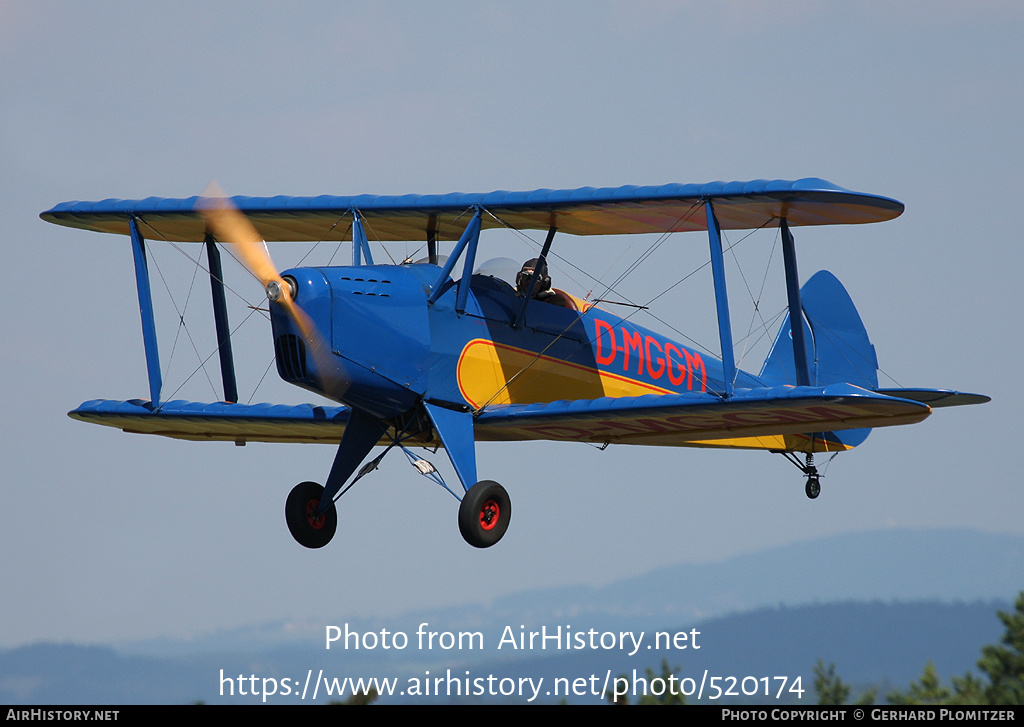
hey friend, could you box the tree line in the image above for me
[611,593,1023,706]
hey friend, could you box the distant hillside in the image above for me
[3,528,1020,704]
[1,599,1009,704]
[458,599,1010,705]
[118,527,1022,660]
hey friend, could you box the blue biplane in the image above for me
[41,179,988,548]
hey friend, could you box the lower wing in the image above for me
[473,384,938,453]
[70,384,983,453]
[69,399,354,444]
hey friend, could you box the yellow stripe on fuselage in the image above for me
[457,338,671,409]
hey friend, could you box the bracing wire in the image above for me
[146,241,219,400]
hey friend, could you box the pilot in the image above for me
[516,258,555,301]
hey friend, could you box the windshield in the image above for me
[473,257,520,286]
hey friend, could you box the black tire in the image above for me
[805,475,821,500]
[458,480,511,548]
[285,481,337,549]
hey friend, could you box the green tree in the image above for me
[328,687,378,705]
[977,592,1024,704]
[870,591,1024,706]
[947,673,986,705]
[814,660,849,705]
[813,659,875,705]
[886,661,990,705]
[610,659,687,705]
[887,662,952,705]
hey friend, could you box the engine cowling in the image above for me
[271,265,430,419]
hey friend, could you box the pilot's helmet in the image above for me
[516,258,551,295]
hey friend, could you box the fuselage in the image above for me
[270,262,765,421]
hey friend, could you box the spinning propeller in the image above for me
[197,184,325,365]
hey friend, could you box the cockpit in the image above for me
[471,257,581,312]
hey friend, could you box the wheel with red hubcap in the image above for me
[285,481,337,549]
[458,480,511,548]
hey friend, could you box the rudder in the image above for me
[760,270,879,449]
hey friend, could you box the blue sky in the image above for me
[2,1,1020,647]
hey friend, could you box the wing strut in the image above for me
[705,202,735,397]
[129,216,162,407]
[780,219,811,387]
[427,206,483,312]
[352,211,374,266]
[204,234,239,404]
[426,214,438,265]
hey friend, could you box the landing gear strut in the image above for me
[780,451,824,499]
[802,454,820,499]
[282,405,513,549]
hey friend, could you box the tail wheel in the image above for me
[458,480,511,548]
[285,481,337,549]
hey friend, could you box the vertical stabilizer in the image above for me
[761,270,879,448]
[761,270,878,390]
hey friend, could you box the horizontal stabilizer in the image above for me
[876,389,990,408]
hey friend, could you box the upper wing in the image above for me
[473,384,931,453]
[40,178,903,243]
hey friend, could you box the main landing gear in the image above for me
[284,476,512,549]
[285,481,338,549]
[458,480,511,548]
[283,404,511,550]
